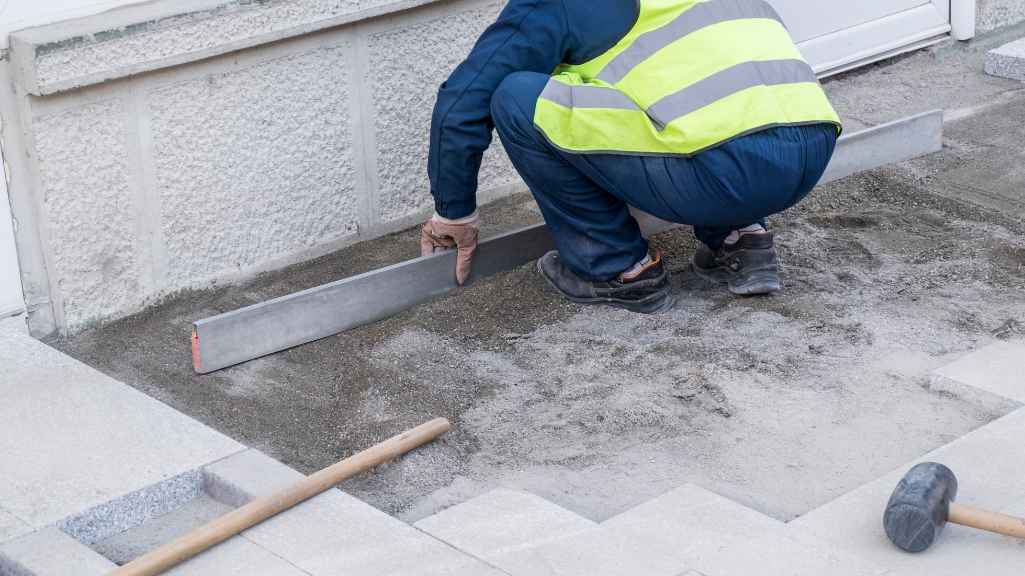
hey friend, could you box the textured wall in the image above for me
[10,0,529,334]
[11,0,448,95]
[978,0,1025,33]
[367,2,518,223]
[149,43,359,286]
[32,99,140,330]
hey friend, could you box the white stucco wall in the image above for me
[0,146,23,315]
[2,0,520,335]
[0,0,152,50]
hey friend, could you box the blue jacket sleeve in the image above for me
[428,0,568,219]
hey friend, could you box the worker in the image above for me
[420,0,841,313]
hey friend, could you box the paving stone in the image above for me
[163,536,310,576]
[694,531,887,576]
[203,448,305,507]
[986,38,1025,82]
[487,523,687,576]
[414,489,597,560]
[0,508,31,544]
[205,449,503,576]
[600,483,783,567]
[0,324,243,528]
[487,484,782,576]
[789,407,1025,575]
[0,527,115,575]
[932,340,1025,402]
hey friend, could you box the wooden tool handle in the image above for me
[948,503,1025,539]
[111,418,452,576]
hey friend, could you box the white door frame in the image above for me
[0,140,25,317]
[775,0,954,77]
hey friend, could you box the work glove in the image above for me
[420,211,480,286]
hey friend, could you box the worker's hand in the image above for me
[420,211,480,285]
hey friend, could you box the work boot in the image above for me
[692,232,782,295]
[537,250,674,314]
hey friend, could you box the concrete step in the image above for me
[413,488,597,562]
[789,406,1025,576]
[483,484,784,576]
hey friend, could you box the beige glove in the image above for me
[420,211,480,285]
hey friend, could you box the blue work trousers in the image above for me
[490,71,838,281]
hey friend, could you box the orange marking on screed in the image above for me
[191,328,202,373]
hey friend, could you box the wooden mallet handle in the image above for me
[110,418,452,576]
[949,503,1025,539]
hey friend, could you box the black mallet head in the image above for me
[883,462,959,553]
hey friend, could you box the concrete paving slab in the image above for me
[243,492,506,576]
[0,527,115,575]
[482,484,782,576]
[986,37,1025,81]
[414,489,597,560]
[162,536,310,576]
[789,407,1025,575]
[203,448,306,507]
[693,531,887,576]
[0,319,243,528]
[601,484,783,558]
[487,524,687,576]
[207,449,504,576]
[0,508,31,544]
[933,340,1025,402]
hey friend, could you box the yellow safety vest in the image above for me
[533,0,842,156]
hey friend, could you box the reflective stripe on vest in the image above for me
[533,0,841,157]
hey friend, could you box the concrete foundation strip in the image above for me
[192,110,943,374]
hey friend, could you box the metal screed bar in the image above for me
[193,110,943,373]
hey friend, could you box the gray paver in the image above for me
[0,527,115,576]
[487,484,782,576]
[788,407,1025,575]
[203,448,305,507]
[206,449,504,576]
[0,508,31,544]
[694,531,887,576]
[0,319,243,528]
[600,483,783,566]
[163,536,310,576]
[414,489,597,560]
[488,524,686,576]
[986,37,1025,82]
[933,340,1025,402]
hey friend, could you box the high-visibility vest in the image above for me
[533,0,841,156]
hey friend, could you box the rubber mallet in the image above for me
[883,462,1025,552]
[110,417,452,576]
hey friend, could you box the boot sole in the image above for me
[538,261,675,314]
[692,263,782,296]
